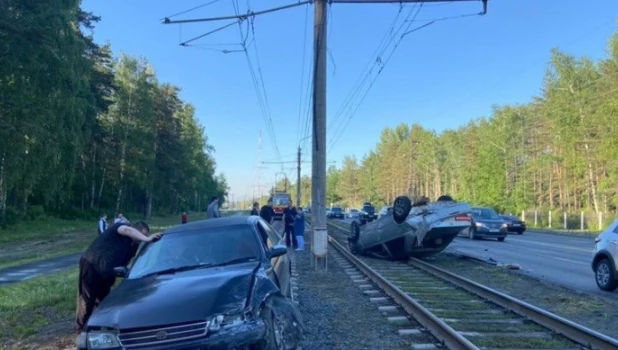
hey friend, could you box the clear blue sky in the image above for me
[82,0,617,201]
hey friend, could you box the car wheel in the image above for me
[392,196,412,224]
[595,259,618,292]
[497,237,505,242]
[261,299,300,350]
[468,227,477,240]
[518,230,524,235]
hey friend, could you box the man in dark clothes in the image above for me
[75,220,162,332]
[250,202,259,216]
[283,200,298,248]
[259,199,275,224]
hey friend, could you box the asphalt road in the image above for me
[329,217,615,300]
[0,253,81,286]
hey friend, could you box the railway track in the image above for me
[321,219,618,350]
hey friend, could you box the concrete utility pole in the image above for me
[162,0,488,273]
[311,0,328,271]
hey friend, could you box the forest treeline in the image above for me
[285,29,618,223]
[0,1,228,227]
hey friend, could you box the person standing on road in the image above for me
[97,214,107,235]
[294,207,305,251]
[250,202,259,216]
[181,212,188,224]
[260,199,275,224]
[283,201,298,249]
[206,196,220,219]
[76,220,162,332]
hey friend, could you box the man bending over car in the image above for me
[75,220,162,332]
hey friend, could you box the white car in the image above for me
[347,209,360,219]
[378,206,392,218]
[592,218,618,291]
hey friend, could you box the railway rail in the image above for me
[322,218,618,350]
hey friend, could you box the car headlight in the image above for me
[475,222,484,227]
[208,314,245,331]
[84,331,121,349]
[501,223,507,228]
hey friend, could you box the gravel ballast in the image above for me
[294,247,412,350]
[427,253,618,339]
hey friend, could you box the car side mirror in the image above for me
[267,244,288,259]
[113,266,128,278]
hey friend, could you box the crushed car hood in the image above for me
[87,262,261,330]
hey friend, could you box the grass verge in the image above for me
[0,269,78,350]
[0,213,193,271]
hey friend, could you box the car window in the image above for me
[258,220,281,249]
[613,223,618,234]
[128,224,261,279]
[472,208,500,220]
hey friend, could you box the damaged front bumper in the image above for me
[78,319,267,350]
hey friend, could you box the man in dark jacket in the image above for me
[283,201,298,248]
[250,202,259,216]
[75,220,162,332]
[259,199,275,224]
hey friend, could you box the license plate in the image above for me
[512,224,520,227]
[489,229,500,233]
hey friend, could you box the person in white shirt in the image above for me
[97,215,107,235]
[206,196,220,219]
[113,213,129,224]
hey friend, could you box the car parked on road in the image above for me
[499,214,526,234]
[468,206,508,241]
[347,209,359,219]
[77,216,303,350]
[327,206,345,219]
[592,218,618,292]
[359,202,377,224]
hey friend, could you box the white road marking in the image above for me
[7,272,26,276]
[553,257,589,266]
[22,274,41,280]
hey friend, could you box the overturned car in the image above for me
[348,195,472,260]
[77,216,303,350]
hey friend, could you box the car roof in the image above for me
[164,215,257,234]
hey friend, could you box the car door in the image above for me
[257,219,291,297]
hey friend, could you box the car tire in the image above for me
[595,259,618,292]
[468,227,477,240]
[392,196,412,224]
[261,298,300,350]
[497,237,505,242]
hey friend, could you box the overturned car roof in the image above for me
[164,216,256,234]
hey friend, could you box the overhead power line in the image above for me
[163,1,312,25]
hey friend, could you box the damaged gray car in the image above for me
[77,216,303,350]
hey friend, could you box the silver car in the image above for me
[347,209,360,219]
[592,218,618,291]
